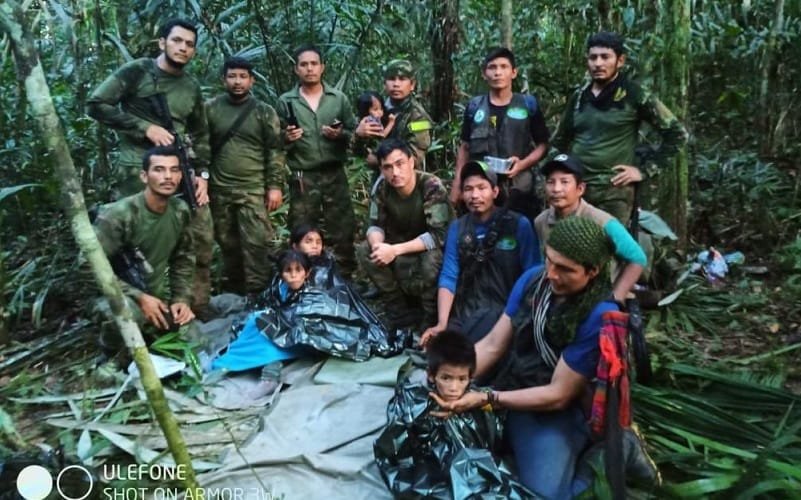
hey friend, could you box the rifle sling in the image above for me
[211,98,257,158]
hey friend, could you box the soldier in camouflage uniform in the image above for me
[355,59,433,170]
[206,57,285,295]
[93,147,198,351]
[277,45,358,278]
[355,139,452,330]
[551,31,688,225]
[87,18,214,316]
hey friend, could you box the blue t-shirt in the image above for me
[438,214,540,292]
[505,266,618,378]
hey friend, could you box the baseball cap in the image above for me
[542,154,585,181]
[384,59,415,79]
[461,161,498,188]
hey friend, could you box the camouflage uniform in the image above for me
[206,94,286,294]
[551,75,687,224]
[277,84,357,277]
[92,192,200,349]
[88,57,213,313]
[356,171,452,328]
[383,60,434,170]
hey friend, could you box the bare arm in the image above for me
[450,142,471,204]
[508,141,548,178]
[492,356,587,411]
[613,263,644,302]
[474,313,515,378]
[431,355,588,414]
[420,288,455,347]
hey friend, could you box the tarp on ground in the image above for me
[196,382,394,499]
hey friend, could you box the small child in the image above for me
[289,224,336,289]
[356,91,396,138]
[374,330,532,498]
[211,249,311,398]
[290,223,324,259]
[275,249,311,299]
[255,249,311,396]
[426,329,474,403]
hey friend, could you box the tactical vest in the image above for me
[467,93,534,160]
[453,209,523,319]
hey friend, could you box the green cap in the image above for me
[547,216,612,268]
[384,59,415,79]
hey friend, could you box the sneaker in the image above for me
[623,425,661,485]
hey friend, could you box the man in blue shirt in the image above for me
[431,217,656,498]
[421,161,539,345]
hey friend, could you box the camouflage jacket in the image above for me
[368,171,452,248]
[551,74,687,188]
[385,96,433,169]
[87,58,210,173]
[94,192,195,304]
[205,94,286,194]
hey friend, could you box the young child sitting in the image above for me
[211,249,312,397]
[290,224,336,289]
[374,330,533,498]
[286,223,409,357]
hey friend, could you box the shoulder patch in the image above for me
[408,120,432,132]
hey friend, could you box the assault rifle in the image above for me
[150,93,199,212]
[88,206,153,292]
[109,246,153,293]
[625,145,659,385]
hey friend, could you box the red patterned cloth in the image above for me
[589,310,632,440]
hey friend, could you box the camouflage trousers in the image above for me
[289,165,356,278]
[355,241,442,328]
[189,204,214,314]
[585,183,635,226]
[210,190,274,294]
[500,169,543,223]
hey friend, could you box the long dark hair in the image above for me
[356,91,383,119]
[289,224,324,247]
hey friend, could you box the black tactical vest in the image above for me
[467,93,534,160]
[453,209,523,319]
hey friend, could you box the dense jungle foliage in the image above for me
[1,0,800,496]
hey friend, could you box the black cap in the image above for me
[461,161,498,188]
[542,154,585,181]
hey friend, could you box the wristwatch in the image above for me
[199,171,210,180]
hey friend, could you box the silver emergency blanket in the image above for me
[373,369,536,499]
[254,255,410,361]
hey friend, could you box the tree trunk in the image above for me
[657,0,691,248]
[430,0,459,123]
[501,0,513,49]
[0,1,201,491]
[759,0,784,156]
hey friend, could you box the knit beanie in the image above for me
[546,216,613,268]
